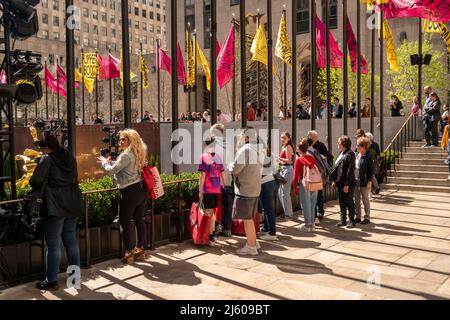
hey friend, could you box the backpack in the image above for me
[302,164,324,192]
[308,149,328,182]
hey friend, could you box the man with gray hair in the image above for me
[366,132,381,195]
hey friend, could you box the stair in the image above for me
[383,141,450,193]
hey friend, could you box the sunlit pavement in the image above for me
[1,189,450,300]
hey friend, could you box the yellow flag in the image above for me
[251,24,268,65]
[186,31,196,87]
[75,68,83,83]
[383,20,399,72]
[275,12,292,66]
[423,19,441,33]
[139,52,149,89]
[195,39,211,91]
[120,50,137,88]
[76,66,95,94]
[438,23,450,53]
[81,53,99,79]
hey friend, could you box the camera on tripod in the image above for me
[32,118,68,149]
[100,126,121,160]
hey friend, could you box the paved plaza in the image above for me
[1,189,450,300]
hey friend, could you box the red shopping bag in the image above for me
[189,202,211,245]
[142,165,165,200]
[231,212,260,236]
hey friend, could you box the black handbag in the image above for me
[22,181,47,235]
[273,171,287,185]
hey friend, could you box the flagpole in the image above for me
[379,11,384,151]
[109,47,113,123]
[343,0,348,135]
[81,48,86,124]
[256,9,262,115]
[310,1,317,130]
[121,0,132,128]
[370,8,376,134]
[326,0,332,154]
[210,0,217,125]
[418,17,423,116]
[140,42,144,122]
[95,50,99,117]
[193,30,198,113]
[45,60,49,119]
[240,0,247,127]
[170,0,179,175]
[187,23,192,114]
[231,16,236,122]
[267,0,274,153]
[291,0,297,145]
[66,0,76,154]
[157,38,161,123]
[57,56,60,119]
[356,0,362,130]
[282,8,287,120]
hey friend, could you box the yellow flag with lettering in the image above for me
[186,31,196,87]
[139,53,149,89]
[422,19,441,33]
[438,23,450,53]
[383,20,399,72]
[251,24,268,65]
[275,12,292,66]
[195,39,211,91]
[75,67,94,94]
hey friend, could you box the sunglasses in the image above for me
[120,138,127,142]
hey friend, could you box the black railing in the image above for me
[380,113,416,183]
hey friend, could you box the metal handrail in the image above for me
[384,113,415,152]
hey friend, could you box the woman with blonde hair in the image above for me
[98,129,148,264]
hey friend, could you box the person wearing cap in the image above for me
[30,133,83,291]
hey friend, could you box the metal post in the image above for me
[232,17,237,122]
[267,0,274,153]
[66,0,76,155]
[256,10,262,115]
[343,0,348,135]
[379,11,384,151]
[356,0,362,129]
[418,18,423,110]
[291,0,297,145]
[156,39,161,123]
[310,1,317,130]
[240,0,247,127]
[45,60,49,119]
[95,51,99,117]
[170,0,179,175]
[193,31,198,113]
[186,25,192,114]
[210,0,217,125]
[370,9,376,134]
[109,48,113,124]
[326,0,332,154]
[140,43,144,121]
[81,48,85,124]
[121,0,132,128]
[57,56,60,119]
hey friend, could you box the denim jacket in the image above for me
[102,149,142,189]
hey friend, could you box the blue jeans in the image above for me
[278,166,294,217]
[259,180,277,235]
[43,216,80,283]
[298,182,318,225]
[221,186,234,231]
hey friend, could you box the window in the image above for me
[203,0,211,49]
[230,0,239,5]
[75,35,80,44]
[93,0,98,5]
[322,0,338,29]
[110,15,116,24]
[142,35,147,44]
[83,8,89,17]
[135,7,139,16]
[185,0,195,29]
[93,39,99,49]
[149,24,154,32]
[135,21,140,29]
[93,10,98,20]
[296,0,310,34]
[111,29,116,37]
[53,16,59,26]
[157,13,160,21]
[142,10,147,18]
[83,23,89,32]
[157,26,161,34]
[93,25,98,34]
[102,27,107,36]
[53,0,59,11]
[53,32,60,40]
[150,11,154,19]
[143,0,147,4]
[42,30,49,39]
[101,41,107,49]
[142,22,147,31]
[110,0,115,10]
[150,0,154,7]
[156,0,160,9]
[102,12,107,22]
[149,37,154,46]
[42,0,48,8]
[83,38,89,47]
[42,14,48,25]
[101,0,106,7]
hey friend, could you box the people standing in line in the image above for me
[279,106,286,120]
[31,133,83,291]
[293,138,319,232]
[277,132,295,219]
[217,109,228,123]
[355,129,366,142]
[258,139,278,241]
[318,100,327,119]
[307,131,333,222]
[75,115,83,126]
[247,102,256,122]
[365,132,381,195]
[198,137,225,247]
[348,102,357,118]
[202,111,210,123]
[354,137,374,226]
[424,86,433,105]
[98,129,148,265]
[362,98,371,118]
[411,96,421,117]
[390,95,403,117]
[332,97,344,119]
[228,128,262,256]
[422,92,442,148]
[331,136,356,228]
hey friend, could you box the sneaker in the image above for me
[259,234,278,241]
[361,219,371,225]
[374,188,381,195]
[309,224,316,232]
[354,218,362,224]
[336,222,347,227]
[299,223,309,231]
[36,280,59,291]
[236,244,259,256]
[255,241,261,250]
[347,223,356,229]
[218,229,232,238]
[422,144,432,148]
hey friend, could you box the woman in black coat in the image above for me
[30,133,83,291]
[390,95,403,117]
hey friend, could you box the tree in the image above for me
[388,39,447,104]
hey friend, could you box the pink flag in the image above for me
[177,42,187,85]
[217,24,235,89]
[44,67,58,93]
[316,16,343,69]
[158,48,172,75]
[98,55,110,79]
[56,64,78,91]
[378,0,450,22]
[216,39,222,57]
[0,69,7,84]
[346,17,369,75]
[108,53,121,79]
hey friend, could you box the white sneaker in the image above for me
[255,241,261,250]
[299,223,308,231]
[310,224,316,232]
[236,244,259,256]
[259,234,278,241]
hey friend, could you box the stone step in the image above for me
[387,176,450,187]
[401,152,447,160]
[392,170,449,179]
[395,164,449,172]
[405,147,447,154]
[383,183,450,194]
[399,158,447,166]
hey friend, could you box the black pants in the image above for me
[424,118,439,146]
[337,185,355,224]
[315,190,325,217]
[221,186,234,231]
[119,182,147,251]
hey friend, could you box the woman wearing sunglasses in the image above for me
[98,129,148,264]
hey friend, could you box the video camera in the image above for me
[32,118,68,148]
[101,126,121,160]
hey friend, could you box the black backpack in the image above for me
[308,149,329,182]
